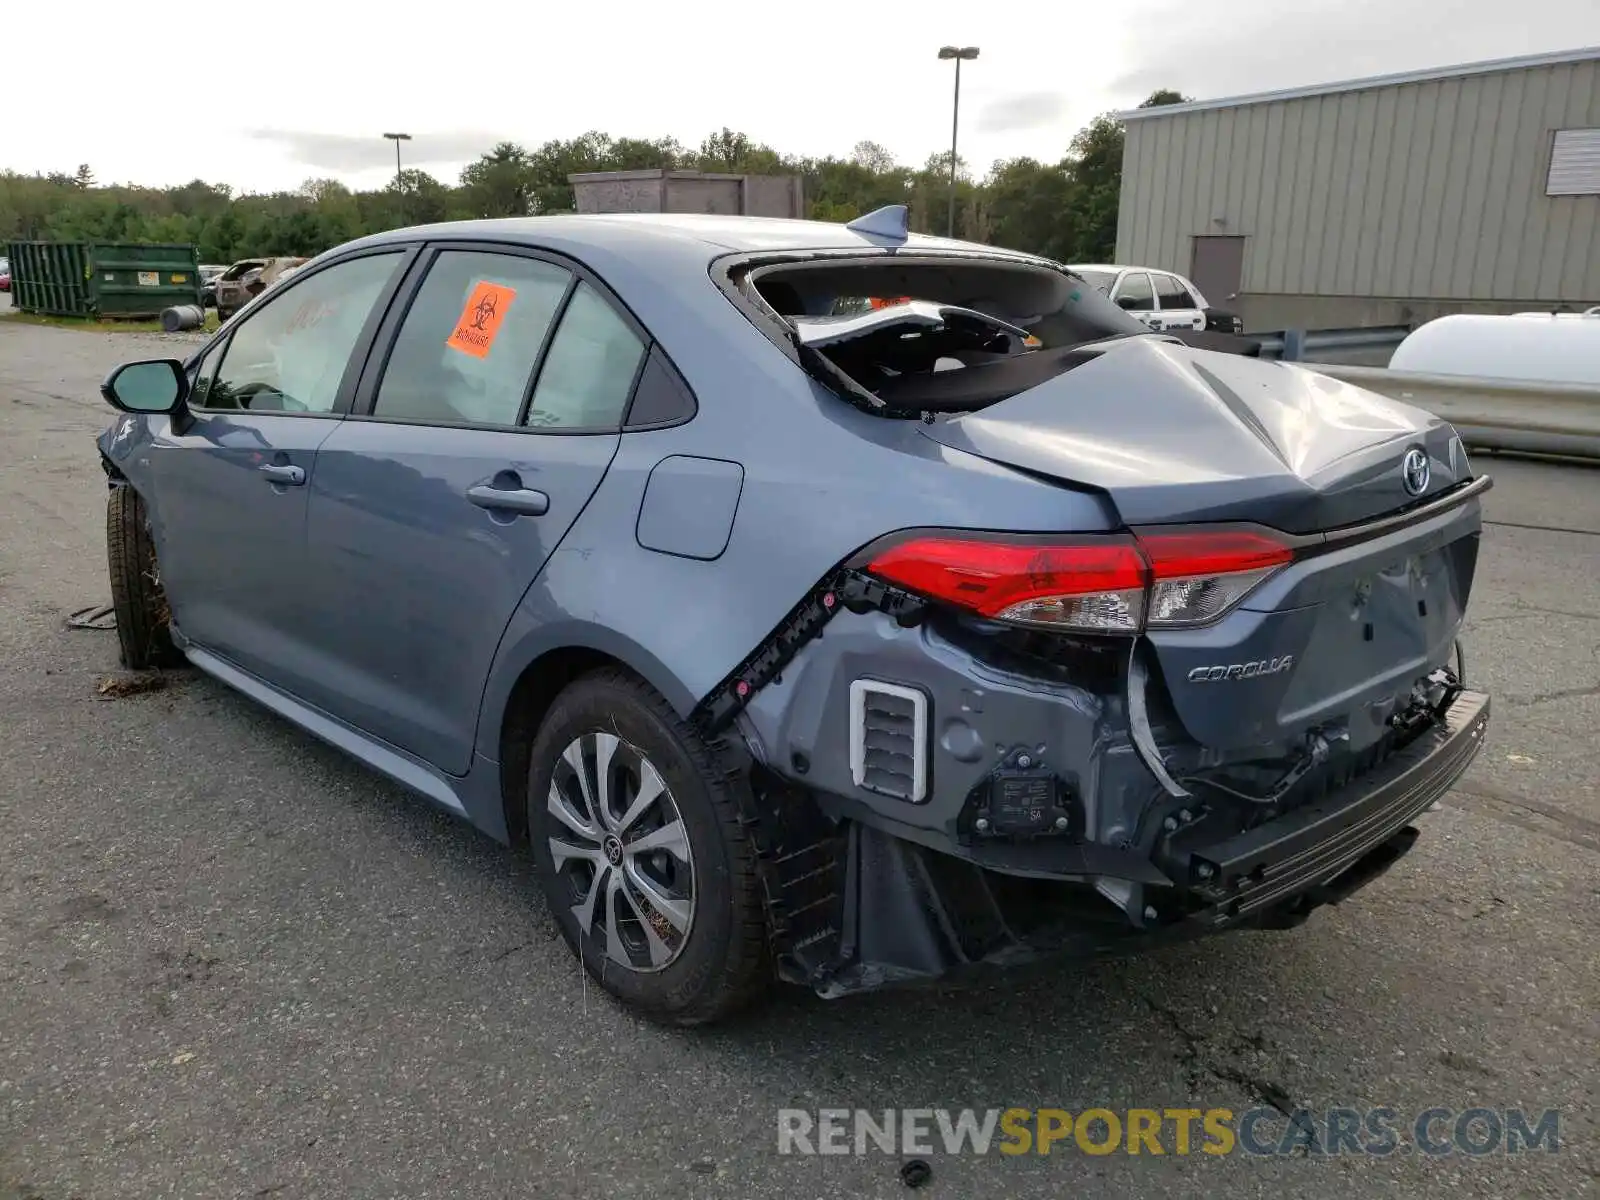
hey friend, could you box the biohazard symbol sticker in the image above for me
[447,281,517,358]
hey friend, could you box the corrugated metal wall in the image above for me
[1116,56,1600,303]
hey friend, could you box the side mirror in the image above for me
[1115,295,1140,311]
[100,359,188,414]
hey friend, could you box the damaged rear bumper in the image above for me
[781,689,1489,998]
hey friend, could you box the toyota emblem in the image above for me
[1401,448,1430,497]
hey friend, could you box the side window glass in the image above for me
[202,253,402,413]
[1115,272,1155,312]
[1153,273,1196,309]
[623,348,696,428]
[189,340,225,408]
[524,282,647,430]
[373,250,572,427]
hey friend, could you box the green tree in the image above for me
[459,142,537,217]
[1063,89,1191,260]
[849,141,897,174]
[1139,89,1190,108]
[695,128,784,174]
[390,169,449,225]
[983,157,1079,259]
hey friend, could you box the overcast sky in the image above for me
[7,0,1598,194]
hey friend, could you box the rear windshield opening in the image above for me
[742,256,1149,415]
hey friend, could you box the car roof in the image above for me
[345,212,1034,263]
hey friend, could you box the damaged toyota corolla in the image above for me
[94,206,1490,1025]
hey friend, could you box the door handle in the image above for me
[259,463,305,486]
[467,483,549,516]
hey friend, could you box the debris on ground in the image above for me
[95,672,170,700]
[900,1159,932,1188]
[66,604,117,631]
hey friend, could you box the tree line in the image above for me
[0,91,1183,267]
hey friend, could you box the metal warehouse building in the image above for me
[1114,47,1600,332]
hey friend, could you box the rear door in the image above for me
[147,249,410,691]
[301,244,650,774]
[1152,271,1206,330]
[1110,270,1161,330]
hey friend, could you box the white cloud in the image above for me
[4,0,1596,192]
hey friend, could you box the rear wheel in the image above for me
[526,670,770,1025]
[106,485,179,670]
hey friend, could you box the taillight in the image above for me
[863,529,1292,634]
[866,535,1148,632]
[1139,530,1293,628]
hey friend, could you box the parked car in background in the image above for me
[199,264,226,308]
[1068,263,1244,334]
[94,209,1490,1025]
[263,262,305,293]
[0,256,11,292]
[213,256,307,321]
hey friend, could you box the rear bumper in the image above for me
[784,688,1489,997]
[1159,687,1489,926]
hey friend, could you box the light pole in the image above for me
[937,46,978,238]
[382,131,412,191]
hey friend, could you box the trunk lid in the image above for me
[919,338,1486,753]
[919,337,1468,533]
[1141,501,1483,752]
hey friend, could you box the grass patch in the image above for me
[0,309,219,334]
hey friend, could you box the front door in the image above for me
[302,246,650,775]
[1152,271,1206,331]
[148,250,409,691]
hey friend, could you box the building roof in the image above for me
[1118,45,1600,121]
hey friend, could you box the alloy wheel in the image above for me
[546,731,696,972]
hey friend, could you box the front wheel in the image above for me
[106,486,180,670]
[526,670,771,1025]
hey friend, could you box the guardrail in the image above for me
[1299,362,1600,460]
[1252,326,1411,362]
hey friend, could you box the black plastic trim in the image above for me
[1169,688,1489,923]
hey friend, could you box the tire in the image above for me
[106,485,180,670]
[526,670,770,1025]
[216,306,233,323]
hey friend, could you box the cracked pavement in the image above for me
[0,316,1596,1199]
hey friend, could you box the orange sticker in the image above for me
[446,281,517,358]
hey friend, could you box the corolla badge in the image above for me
[1187,655,1295,683]
[1401,447,1430,497]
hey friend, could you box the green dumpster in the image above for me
[6,241,203,319]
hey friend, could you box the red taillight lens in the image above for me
[1139,530,1293,628]
[866,535,1149,633]
[1138,530,1295,578]
[863,529,1293,634]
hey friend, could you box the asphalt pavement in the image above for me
[0,315,1595,1199]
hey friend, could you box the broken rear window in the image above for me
[731,255,1148,415]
